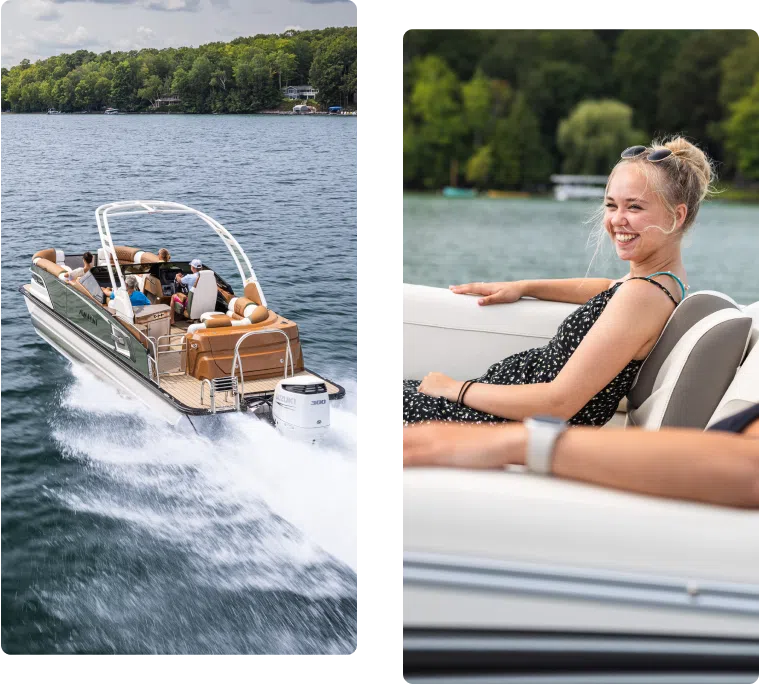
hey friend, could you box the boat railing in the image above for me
[154,332,188,383]
[231,329,294,401]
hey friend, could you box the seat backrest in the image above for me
[706,302,759,426]
[186,269,216,320]
[626,291,752,430]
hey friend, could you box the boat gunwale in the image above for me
[19,283,345,414]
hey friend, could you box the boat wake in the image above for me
[49,364,357,591]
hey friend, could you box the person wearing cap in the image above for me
[171,258,203,322]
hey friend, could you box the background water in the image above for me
[404,194,759,305]
[1,113,356,654]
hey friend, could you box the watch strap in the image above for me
[525,417,568,474]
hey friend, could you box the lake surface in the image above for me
[1,114,356,654]
[404,194,759,305]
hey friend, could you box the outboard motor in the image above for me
[272,375,330,441]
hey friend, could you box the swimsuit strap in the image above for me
[625,277,679,307]
[645,271,687,301]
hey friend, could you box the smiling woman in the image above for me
[402,136,717,427]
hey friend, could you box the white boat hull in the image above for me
[24,292,185,425]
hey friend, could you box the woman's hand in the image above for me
[417,372,462,402]
[404,422,527,469]
[449,281,525,306]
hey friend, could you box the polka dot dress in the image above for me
[403,283,644,427]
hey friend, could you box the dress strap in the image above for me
[645,271,687,301]
[625,277,679,307]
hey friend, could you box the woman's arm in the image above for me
[421,279,672,420]
[403,421,759,509]
[451,278,616,306]
[520,278,617,305]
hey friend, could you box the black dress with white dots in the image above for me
[402,280,674,427]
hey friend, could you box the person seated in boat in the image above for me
[171,258,202,322]
[64,251,94,282]
[158,248,171,262]
[403,137,714,428]
[403,404,759,509]
[103,275,151,307]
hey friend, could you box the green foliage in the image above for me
[657,31,749,156]
[557,100,645,175]
[612,30,692,135]
[403,29,759,190]
[1,27,356,114]
[724,75,759,180]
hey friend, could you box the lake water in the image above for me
[404,194,759,305]
[1,114,356,654]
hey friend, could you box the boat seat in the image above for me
[626,291,753,430]
[32,249,67,267]
[189,302,270,332]
[706,301,759,426]
[184,269,217,320]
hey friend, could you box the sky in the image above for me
[0,0,356,68]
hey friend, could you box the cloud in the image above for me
[294,0,354,4]
[283,25,304,33]
[18,0,63,21]
[49,0,203,10]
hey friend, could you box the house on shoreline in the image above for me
[152,96,181,109]
[282,85,319,100]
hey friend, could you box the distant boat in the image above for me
[47,108,61,115]
[103,108,119,115]
[292,104,314,115]
[442,187,477,198]
[551,174,607,201]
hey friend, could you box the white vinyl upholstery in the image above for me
[185,270,217,320]
[707,302,759,426]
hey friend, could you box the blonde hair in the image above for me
[158,248,170,262]
[585,136,718,273]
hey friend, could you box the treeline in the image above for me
[404,30,759,190]
[1,26,357,114]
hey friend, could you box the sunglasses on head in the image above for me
[621,146,673,162]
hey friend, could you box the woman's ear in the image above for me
[676,203,688,229]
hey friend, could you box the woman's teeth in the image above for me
[616,233,638,243]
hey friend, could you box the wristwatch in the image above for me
[523,415,568,474]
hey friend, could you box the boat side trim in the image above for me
[404,551,759,618]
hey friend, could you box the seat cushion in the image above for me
[706,301,759,426]
[626,305,751,430]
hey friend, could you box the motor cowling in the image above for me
[273,375,330,441]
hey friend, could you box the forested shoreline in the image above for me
[1,26,357,114]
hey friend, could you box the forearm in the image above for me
[462,381,570,421]
[520,278,613,305]
[549,428,759,508]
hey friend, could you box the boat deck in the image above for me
[159,369,341,411]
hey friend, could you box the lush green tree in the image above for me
[490,92,551,189]
[557,99,645,175]
[407,55,467,188]
[110,61,133,109]
[657,30,747,157]
[465,144,493,188]
[724,75,759,180]
[719,33,759,110]
[612,30,692,135]
[309,32,357,107]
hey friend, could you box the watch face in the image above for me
[531,414,565,425]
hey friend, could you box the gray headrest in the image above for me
[628,291,741,407]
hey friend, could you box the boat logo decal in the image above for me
[79,308,99,326]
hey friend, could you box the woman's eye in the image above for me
[604,203,616,208]
[629,205,642,210]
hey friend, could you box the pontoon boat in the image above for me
[403,283,759,680]
[21,201,344,437]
